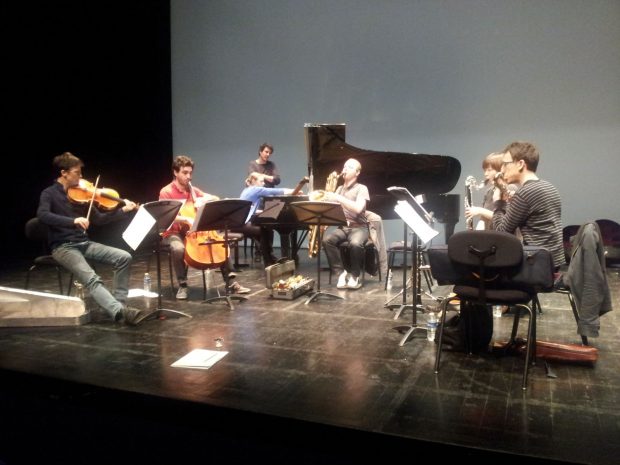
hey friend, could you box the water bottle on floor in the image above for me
[493,305,503,318]
[143,273,151,293]
[426,311,438,342]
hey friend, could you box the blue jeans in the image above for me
[52,241,132,319]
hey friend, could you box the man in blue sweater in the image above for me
[37,152,143,325]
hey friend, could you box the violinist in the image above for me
[159,155,249,300]
[37,152,143,325]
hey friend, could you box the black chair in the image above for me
[338,238,382,284]
[24,217,73,295]
[429,230,553,390]
[384,240,433,292]
[553,222,613,343]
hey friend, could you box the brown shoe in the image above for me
[228,282,250,294]
[122,306,145,326]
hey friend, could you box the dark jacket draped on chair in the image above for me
[564,222,613,337]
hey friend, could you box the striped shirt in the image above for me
[492,179,564,268]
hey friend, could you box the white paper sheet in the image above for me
[394,200,439,244]
[127,289,159,298]
[171,349,228,370]
[122,205,157,250]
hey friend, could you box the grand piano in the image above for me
[305,123,461,239]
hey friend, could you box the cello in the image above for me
[181,183,228,269]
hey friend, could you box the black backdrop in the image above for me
[4,1,172,262]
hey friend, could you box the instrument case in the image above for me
[265,260,314,300]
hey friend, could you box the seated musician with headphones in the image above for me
[159,155,250,300]
[320,158,369,290]
[37,152,143,325]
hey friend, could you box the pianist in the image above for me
[237,173,293,267]
[320,158,369,290]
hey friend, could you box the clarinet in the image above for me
[464,176,477,230]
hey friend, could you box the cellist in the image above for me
[158,155,250,300]
[37,152,144,325]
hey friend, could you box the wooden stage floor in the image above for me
[0,249,618,465]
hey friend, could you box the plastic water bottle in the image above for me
[143,273,151,293]
[386,269,393,290]
[74,281,84,300]
[426,311,438,342]
[493,305,503,318]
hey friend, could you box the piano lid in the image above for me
[305,123,461,220]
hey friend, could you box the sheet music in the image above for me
[259,199,285,220]
[394,200,439,244]
[171,349,228,370]
[122,205,157,250]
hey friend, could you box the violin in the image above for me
[67,178,129,210]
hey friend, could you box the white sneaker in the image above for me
[347,276,362,290]
[176,286,188,300]
[336,271,348,289]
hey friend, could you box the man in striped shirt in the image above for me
[492,141,564,270]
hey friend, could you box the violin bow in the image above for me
[85,175,100,222]
[187,181,198,204]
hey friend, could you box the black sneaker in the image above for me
[122,306,145,326]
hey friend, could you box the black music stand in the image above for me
[290,201,346,304]
[386,187,438,346]
[138,200,192,323]
[192,199,252,310]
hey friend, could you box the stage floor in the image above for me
[0,249,618,465]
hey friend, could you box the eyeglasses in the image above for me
[501,160,515,168]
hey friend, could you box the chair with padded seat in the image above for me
[429,230,555,390]
[336,237,382,285]
[24,217,74,295]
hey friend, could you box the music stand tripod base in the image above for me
[304,289,342,305]
[136,306,192,324]
[397,323,427,347]
[204,293,248,311]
